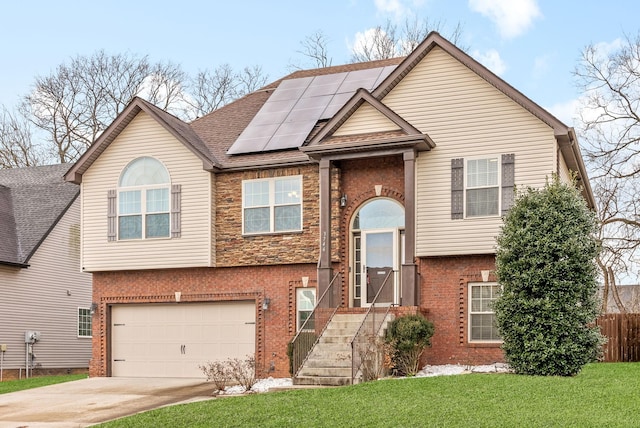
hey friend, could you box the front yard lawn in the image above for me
[98,363,640,427]
[0,374,86,394]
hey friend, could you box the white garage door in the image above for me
[111,301,255,378]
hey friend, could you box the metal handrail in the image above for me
[351,269,395,383]
[290,271,341,377]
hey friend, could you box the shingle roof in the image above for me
[0,164,78,266]
[63,32,594,208]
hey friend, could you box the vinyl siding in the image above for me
[558,151,572,184]
[81,112,212,271]
[336,47,558,256]
[334,103,400,135]
[0,199,92,369]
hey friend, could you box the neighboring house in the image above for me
[64,32,594,381]
[0,164,92,378]
[600,285,640,313]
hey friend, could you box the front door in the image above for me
[351,198,405,308]
[362,229,397,306]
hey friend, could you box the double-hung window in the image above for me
[466,157,499,217]
[451,154,515,219]
[117,157,170,240]
[78,308,92,338]
[469,283,501,342]
[243,176,302,234]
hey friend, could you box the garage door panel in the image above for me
[112,301,256,378]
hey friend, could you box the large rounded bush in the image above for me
[494,177,603,376]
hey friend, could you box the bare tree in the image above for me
[0,107,45,168]
[574,32,640,308]
[187,64,268,118]
[292,30,333,70]
[238,65,268,94]
[22,51,190,163]
[350,18,466,62]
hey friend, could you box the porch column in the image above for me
[402,150,418,306]
[317,158,333,304]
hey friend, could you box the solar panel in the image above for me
[226,66,396,155]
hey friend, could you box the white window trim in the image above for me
[468,282,502,343]
[77,307,92,338]
[117,183,171,240]
[463,156,501,219]
[242,175,303,235]
[296,287,316,331]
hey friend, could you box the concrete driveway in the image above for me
[0,377,215,427]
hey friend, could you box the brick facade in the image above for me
[418,254,504,365]
[90,264,317,378]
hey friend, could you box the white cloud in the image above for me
[472,49,507,76]
[375,0,407,19]
[469,0,542,39]
[591,38,624,61]
[546,98,580,127]
[373,0,427,20]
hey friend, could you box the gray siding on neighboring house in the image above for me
[0,197,91,370]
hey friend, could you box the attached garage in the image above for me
[111,301,256,378]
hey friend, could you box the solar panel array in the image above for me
[227,65,396,155]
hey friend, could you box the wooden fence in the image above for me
[596,313,640,362]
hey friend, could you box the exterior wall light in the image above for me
[90,303,98,315]
[263,297,271,311]
[340,194,347,207]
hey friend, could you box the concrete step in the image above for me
[303,354,352,368]
[318,334,354,344]
[292,312,389,387]
[293,375,352,386]
[296,366,352,378]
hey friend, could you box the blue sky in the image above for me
[1,0,639,127]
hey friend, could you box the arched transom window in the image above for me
[117,157,171,240]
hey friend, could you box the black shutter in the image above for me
[451,158,464,219]
[107,189,117,242]
[501,154,515,215]
[171,184,181,238]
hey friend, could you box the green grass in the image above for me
[98,363,640,427]
[0,374,86,394]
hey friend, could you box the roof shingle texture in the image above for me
[190,57,405,169]
[0,164,78,265]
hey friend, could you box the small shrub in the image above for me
[359,336,393,381]
[228,355,257,392]
[385,314,435,376]
[199,360,230,392]
[200,354,257,393]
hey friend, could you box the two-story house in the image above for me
[64,32,593,382]
[0,164,92,378]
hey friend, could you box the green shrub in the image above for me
[385,314,435,376]
[494,177,604,376]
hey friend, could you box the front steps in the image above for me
[293,313,365,386]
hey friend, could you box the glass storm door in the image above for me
[362,229,397,306]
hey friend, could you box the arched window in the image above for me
[352,198,405,230]
[117,157,171,240]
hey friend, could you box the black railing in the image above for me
[351,269,395,383]
[290,272,341,377]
